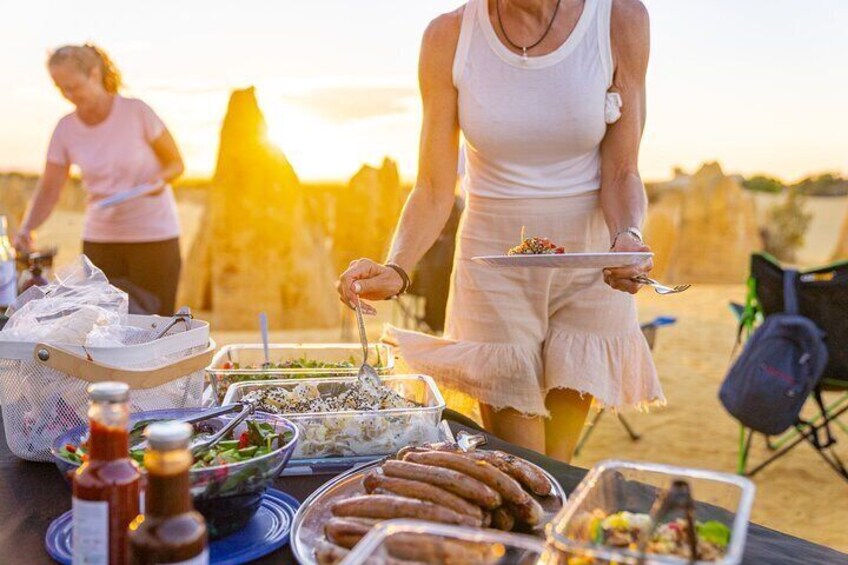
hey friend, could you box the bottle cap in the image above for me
[87,382,130,403]
[145,421,192,451]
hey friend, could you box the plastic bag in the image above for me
[0,255,129,345]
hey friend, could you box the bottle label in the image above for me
[157,549,209,564]
[0,260,15,306]
[72,497,109,565]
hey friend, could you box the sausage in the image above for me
[384,534,494,565]
[404,451,530,506]
[382,460,502,510]
[364,471,484,521]
[324,517,376,549]
[463,451,551,496]
[506,499,544,527]
[314,538,348,565]
[491,506,516,532]
[331,494,479,526]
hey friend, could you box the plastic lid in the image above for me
[145,421,192,450]
[87,382,130,403]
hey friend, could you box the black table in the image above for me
[1,413,844,565]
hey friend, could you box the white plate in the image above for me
[471,252,653,269]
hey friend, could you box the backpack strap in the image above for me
[783,269,800,315]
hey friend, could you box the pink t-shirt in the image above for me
[46,96,181,243]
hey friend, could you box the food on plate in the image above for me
[580,510,731,561]
[324,517,378,549]
[382,459,502,510]
[507,227,566,255]
[242,380,415,414]
[403,451,533,508]
[462,450,552,496]
[384,533,500,564]
[314,444,558,564]
[58,418,291,469]
[363,471,484,520]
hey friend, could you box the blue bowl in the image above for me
[51,408,298,539]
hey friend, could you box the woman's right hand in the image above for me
[13,230,34,255]
[337,258,404,314]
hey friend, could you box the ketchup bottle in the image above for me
[72,382,141,565]
[128,421,208,564]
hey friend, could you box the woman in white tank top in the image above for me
[338,0,664,462]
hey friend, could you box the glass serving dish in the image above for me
[51,408,299,539]
[338,519,548,565]
[222,374,445,474]
[546,460,755,565]
[206,343,395,404]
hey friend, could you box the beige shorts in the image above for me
[388,191,664,417]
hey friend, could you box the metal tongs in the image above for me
[354,295,381,387]
[153,306,193,339]
[636,479,700,564]
[132,401,258,457]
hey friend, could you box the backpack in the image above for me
[719,270,829,435]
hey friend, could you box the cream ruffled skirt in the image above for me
[387,191,664,417]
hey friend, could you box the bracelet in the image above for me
[384,263,411,298]
[610,227,644,249]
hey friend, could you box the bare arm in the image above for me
[600,0,652,294]
[338,11,462,308]
[150,128,185,187]
[14,161,70,253]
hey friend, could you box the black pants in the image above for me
[83,238,181,316]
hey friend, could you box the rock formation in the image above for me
[180,87,338,330]
[644,163,763,283]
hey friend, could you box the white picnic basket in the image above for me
[0,314,215,461]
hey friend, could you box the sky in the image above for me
[0,0,846,183]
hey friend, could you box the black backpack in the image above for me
[720,270,828,435]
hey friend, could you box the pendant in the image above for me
[522,47,528,61]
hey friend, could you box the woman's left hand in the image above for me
[603,235,653,294]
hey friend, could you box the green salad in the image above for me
[59,419,292,469]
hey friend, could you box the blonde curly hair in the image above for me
[48,43,122,94]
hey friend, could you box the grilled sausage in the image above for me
[364,471,484,521]
[324,517,376,549]
[382,460,502,509]
[331,494,479,526]
[506,499,544,527]
[314,538,349,565]
[403,451,530,506]
[385,534,494,564]
[463,451,551,496]
[491,506,516,531]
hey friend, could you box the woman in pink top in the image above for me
[15,44,184,315]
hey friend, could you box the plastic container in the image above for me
[206,343,395,403]
[547,460,756,565]
[339,519,548,565]
[222,374,445,466]
[51,408,299,540]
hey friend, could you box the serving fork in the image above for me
[631,275,691,295]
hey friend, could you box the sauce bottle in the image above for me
[128,421,208,564]
[73,382,141,565]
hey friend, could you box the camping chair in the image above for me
[729,252,848,481]
[573,315,677,456]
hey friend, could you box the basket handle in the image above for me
[32,340,216,389]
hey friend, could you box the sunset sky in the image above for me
[0,0,846,183]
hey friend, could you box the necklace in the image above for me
[495,0,563,61]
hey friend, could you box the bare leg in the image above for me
[544,388,593,462]
[479,403,545,453]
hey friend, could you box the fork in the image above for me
[631,275,691,295]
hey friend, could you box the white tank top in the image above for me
[454,0,618,199]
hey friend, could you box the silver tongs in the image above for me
[132,401,258,457]
[153,306,193,339]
